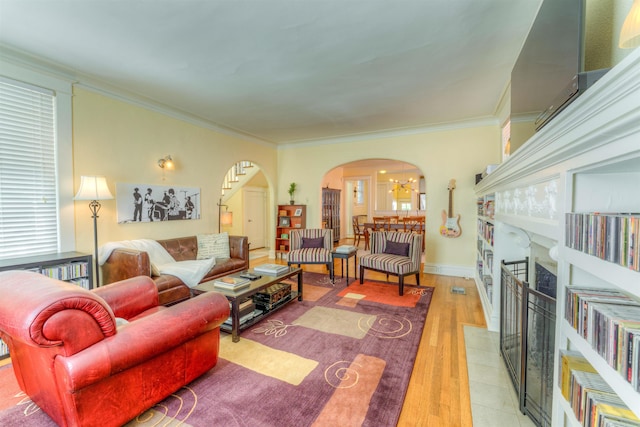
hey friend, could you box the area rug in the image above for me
[0,273,433,427]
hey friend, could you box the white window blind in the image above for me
[0,78,58,259]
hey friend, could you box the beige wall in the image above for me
[72,87,501,274]
[278,125,501,271]
[72,87,278,265]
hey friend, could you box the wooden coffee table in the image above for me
[192,267,302,342]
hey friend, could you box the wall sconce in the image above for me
[217,198,233,232]
[158,155,174,169]
[619,0,640,48]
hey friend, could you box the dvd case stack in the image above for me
[565,287,640,392]
[40,261,89,281]
[560,350,640,426]
[565,213,640,271]
[477,219,494,246]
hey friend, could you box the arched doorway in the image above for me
[322,159,425,243]
[219,160,270,252]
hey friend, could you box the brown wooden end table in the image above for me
[192,267,303,343]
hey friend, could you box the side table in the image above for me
[331,248,358,283]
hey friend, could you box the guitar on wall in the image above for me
[440,179,462,238]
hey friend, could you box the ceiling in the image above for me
[0,0,542,145]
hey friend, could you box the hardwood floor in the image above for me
[0,251,488,425]
[251,252,487,427]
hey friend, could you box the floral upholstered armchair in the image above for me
[359,231,423,295]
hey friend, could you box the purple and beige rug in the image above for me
[0,272,433,427]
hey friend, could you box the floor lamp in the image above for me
[217,198,233,233]
[74,176,114,287]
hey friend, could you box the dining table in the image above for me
[362,220,426,250]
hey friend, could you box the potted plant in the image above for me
[288,182,297,205]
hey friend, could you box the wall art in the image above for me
[116,183,201,224]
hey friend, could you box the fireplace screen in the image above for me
[500,258,556,427]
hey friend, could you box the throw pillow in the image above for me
[384,240,410,257]
[197,232,230,260]
[115,317,129,328]
[301,237,324,249]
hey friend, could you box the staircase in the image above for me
[220,161,259,203]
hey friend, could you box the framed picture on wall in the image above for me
[279,216,290,227]
[116,183,200,224]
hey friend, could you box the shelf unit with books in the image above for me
[474,50,640,425]
[559,154,640,422]
[275,204,306,258]
[0,251,93,360]
[475,193,497,330]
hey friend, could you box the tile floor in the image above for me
[464,325,537,427]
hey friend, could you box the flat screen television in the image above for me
[510,0,610,148]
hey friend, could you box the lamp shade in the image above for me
[620,0,640,48]
[221,211,233,226]
[74,176,114,201]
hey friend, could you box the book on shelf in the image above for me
[564,286,640,392]
[253,264,289,275]
[213,276,251,290]
[565,369,638,425]
[560,350,598,401]
[334,245,356,253]
[238,300,256,317]
[222,310,258,327]
[565,212,640,271]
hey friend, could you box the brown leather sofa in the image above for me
[102,235,249,305]
[0,270,229,427]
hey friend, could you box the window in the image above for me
[354,180,365,205]
[0,78,59,259]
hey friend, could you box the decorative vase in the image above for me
[290,200,294,205]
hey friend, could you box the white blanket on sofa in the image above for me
[98,239,215,288]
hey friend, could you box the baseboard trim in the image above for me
[423,263,475,278]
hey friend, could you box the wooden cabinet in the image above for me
[0,251,93,359]
[475,51,640,425]
[275,204,306,257]
[322,188,340,242]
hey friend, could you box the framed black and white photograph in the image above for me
[116,183,201,224]
[294,208,302,216]
[278,216,290,227]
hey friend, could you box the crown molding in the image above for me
[2,44,502,151]
[74,80,275,148]
[0,45,275,148]
[475,48,640,195]
[277,116,500,150]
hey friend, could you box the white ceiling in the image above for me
[0,0,542,145]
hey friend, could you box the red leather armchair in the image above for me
[0,271,230,427]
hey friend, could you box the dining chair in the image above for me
[372,216,391,231]
[402,217,421,232]
[352,215,369,249]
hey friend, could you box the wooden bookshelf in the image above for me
[275,204,306,258]
[0,251,93,359]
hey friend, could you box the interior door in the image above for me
[244,188,266,249]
